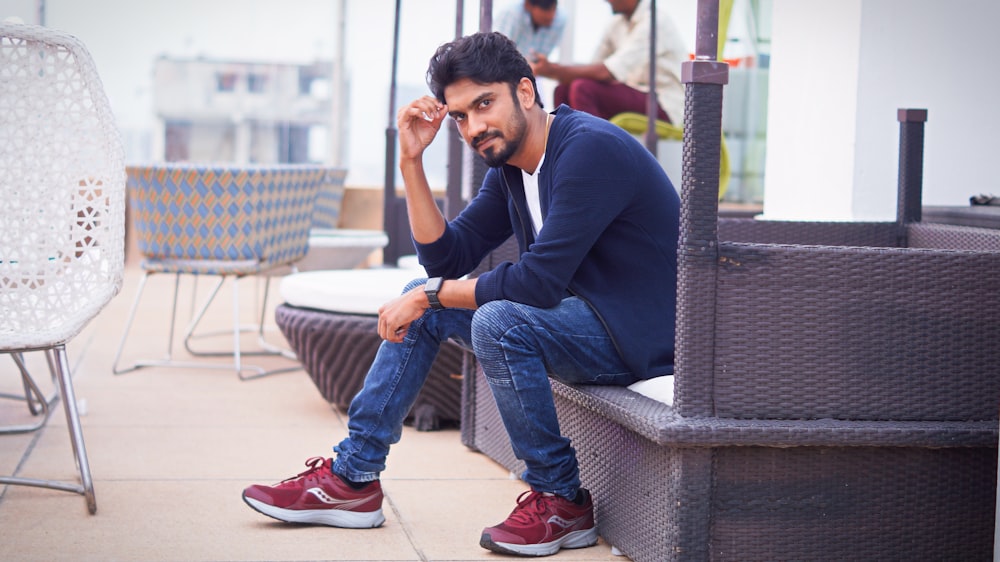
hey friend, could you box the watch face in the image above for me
[424,277,445,309]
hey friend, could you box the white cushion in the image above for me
[396,254,422,269]
[627,375,674,406]
[280,268,424,315]
[309,228,389,248]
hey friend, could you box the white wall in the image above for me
[764,0,1000,220]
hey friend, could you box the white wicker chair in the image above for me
[0,23,127,514]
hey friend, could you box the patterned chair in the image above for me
[112,164,330,380]
[295,167,389,272]
[0,22,127,514]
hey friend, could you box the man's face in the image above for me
[445,78,528,168]
[527,5,557,28]
[606,0,637,16]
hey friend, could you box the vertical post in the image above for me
[445,1,466,220]
[644,0,658,154]
[463,0,494,205]
[996,422,1000,562]
[445,0,493,222]
[693,0,721,60]
[383,0,404,264]
[671,3,729,557]
[896,108,927,228]
[329,0,347,167]
[674,0,728,419]
[480,0,493,31]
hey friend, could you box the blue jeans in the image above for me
[332,279,637,499]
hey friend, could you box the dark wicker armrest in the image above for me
[550,381,997,449]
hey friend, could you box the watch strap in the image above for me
[424,277,445,310]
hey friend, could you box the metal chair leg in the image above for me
[180,274,302,379]
[53,346,96,514]
[183,275,296,358]
[113,271,301,380]
[112,271,179,375]
[0,352,58,434]
[0,345,96,514]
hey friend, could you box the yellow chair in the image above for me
[610,0,734,199]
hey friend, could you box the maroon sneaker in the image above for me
[242,457,384,528]
[480,488,598,556]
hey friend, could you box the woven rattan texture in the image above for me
[1,24,126,350]
[128,164,328,275]
[709,446,994,560]
[274,304,464,423]
[555,386,996,562]
[467,360,525,474]
[907,222,1000,251]
[719,218,900,247]
[674,81,725,419]
[712,240,1000,420]
[551,380,995,449]
[455,69,1000,558]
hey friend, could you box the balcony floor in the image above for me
[0,260,624,561]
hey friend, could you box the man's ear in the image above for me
[517,77,536,109]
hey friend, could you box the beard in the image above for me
[472,105,528,167]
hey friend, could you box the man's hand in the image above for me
[529,52,558,81]
[377,285,429,343]
[530,56,614,85]
[397,96,447,162]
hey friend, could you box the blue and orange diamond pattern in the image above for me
[128,164,330,275]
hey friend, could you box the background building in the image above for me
[152,56,334,164]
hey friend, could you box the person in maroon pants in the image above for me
[530,0,686,124]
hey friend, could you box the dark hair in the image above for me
[527,0,558,9]
[426,31,542,109]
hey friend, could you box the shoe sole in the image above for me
[242,493,385,528]
[480,527,598,557]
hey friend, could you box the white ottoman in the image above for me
[276,264,465,430]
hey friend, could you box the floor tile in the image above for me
[0,262,635,561]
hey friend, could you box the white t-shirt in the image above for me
[521,152,545,234]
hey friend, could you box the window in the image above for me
[247,73,268,93]
[215,72,238,92]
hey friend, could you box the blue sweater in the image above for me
[416,105,680,378]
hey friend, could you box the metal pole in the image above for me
[383,0,403,264]
[480,0,493,31]
[645,0,658,154]
[329,0,347,167]
[445,1,466,220]
[895,108,927,227]
[694,0,721,60]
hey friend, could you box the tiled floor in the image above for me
[0,261,626,561]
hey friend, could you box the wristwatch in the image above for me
[424,277,445,310]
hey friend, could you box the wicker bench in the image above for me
[461,108,1000,561]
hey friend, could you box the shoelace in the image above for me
[281,456,329,484]
[506,490,558,525]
